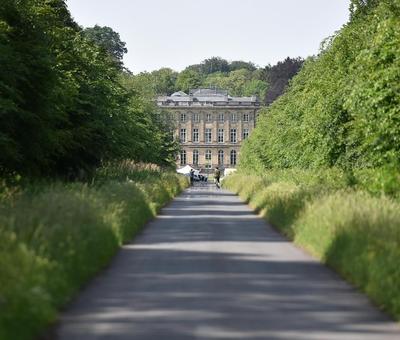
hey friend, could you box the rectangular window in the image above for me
[180,150,186,165]
[205,128,212,143]
[205,150,212,161]
[218,113,224,122]
[231,113,237,122]
[243,113,249,122]
[218,128,224,143]
[230,128,237,143]
[193,113,200,123]
[193,150,199,165]
[193,128,199,143]
[218,150,224,165]
[180,113,186,123]
[243,128,249,139]
[206,113,212,122]
[180,128,186,143]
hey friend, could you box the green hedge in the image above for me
[223,171,400,319]
[0,172,188,340]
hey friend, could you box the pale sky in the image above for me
[66,0,351,74]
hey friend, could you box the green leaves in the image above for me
[0,0,178,178]
[240,0,400,172]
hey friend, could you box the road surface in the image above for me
[56,183,400,339]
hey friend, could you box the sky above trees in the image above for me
[66,0,350,74]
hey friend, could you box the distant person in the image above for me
[214,167,221,188]
[190,169,195,186]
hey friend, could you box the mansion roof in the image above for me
[157,88,260,108]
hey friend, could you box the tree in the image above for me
[176,69,203,93]
[120,73,179,166]
[203,69,267,98]
[83,25,128,69]
[150,68,178,95]
[0,0,177,177]
[229,60,257,72]
[263,57,304,105]
[200,57,230,74]
[239,0,400,171]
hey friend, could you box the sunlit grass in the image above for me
[0,165,188,340]
[223,170,400,320]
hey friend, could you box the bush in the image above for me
[223,171,400,319]
[295,191,400,317]
[0,171,188,340]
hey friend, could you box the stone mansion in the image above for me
[157,88,260,171]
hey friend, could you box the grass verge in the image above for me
[223,170,400,320]
[0,166,188,340]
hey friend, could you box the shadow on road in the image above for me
[56,185,400,340]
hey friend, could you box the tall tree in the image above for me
[200,57,230,74]
[176,69,203,93]
[263,57,304,105]
[83,25,128,69]
[150,68,178,95]
[229,60,257,72]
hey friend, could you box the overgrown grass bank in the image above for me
[223,170,400,320]
[0,164,188,340]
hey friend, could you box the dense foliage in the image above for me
[83,25,128,70]
[223,170,400,320]
[0,163,188,340]
[263,57,304,105]
[0,0,177,178]
[240,0,400,172]
[133,56,303,101]
[229,0,400,318]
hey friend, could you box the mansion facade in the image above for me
[157,88,260,171]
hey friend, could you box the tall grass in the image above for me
[0,165,188,340]
[223,170,400,319]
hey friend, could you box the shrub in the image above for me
[295,191,400,317]
[0,171,188,340]
[223,171,400,320]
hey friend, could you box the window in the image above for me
[205,128,212,143]
[230,128,237,143]
[230,150,237,166]
[231,112,237,122]
[243,128,249,139]
[193,150,199,165]
[205,149,212,161]
[206,113,212,122]
[180,113,186,123]
[180,150,186,165]
[180,128,186,143]
[218,150,224,165]
[193,113,200,123]
[218,113,224,122]
[205,164,212,169]
[243,113,249,122]
[218,128,224,143]
[193,128,199,143]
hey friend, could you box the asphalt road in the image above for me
[56,183,400,340]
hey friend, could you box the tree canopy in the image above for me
[0,0,177,178]
[83,25,128,69]
[240,0,400,172]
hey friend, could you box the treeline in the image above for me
[132,56,303,104]
[0,0,177,179]
[240,0,400,174]
[225,1,400,319]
